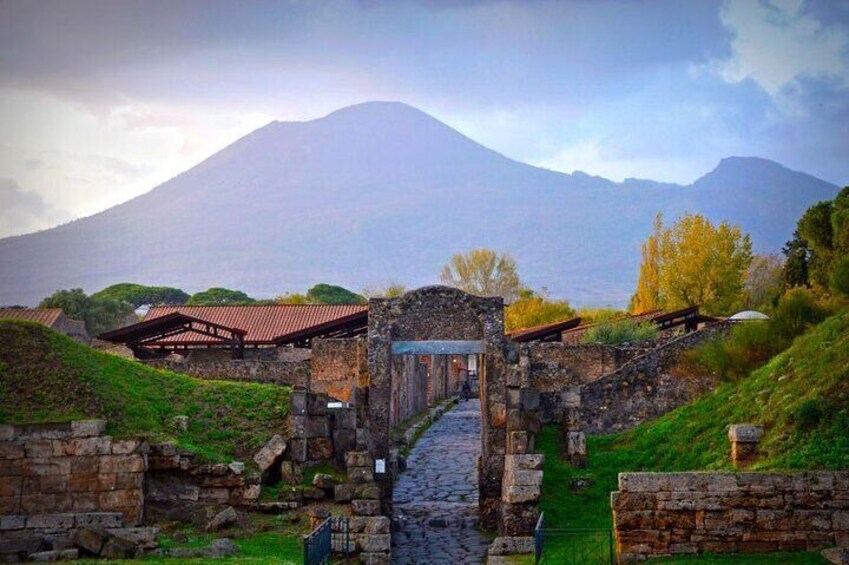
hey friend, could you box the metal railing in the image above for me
[304,517,349,565]
[534,512,614,565]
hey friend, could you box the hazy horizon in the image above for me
[1,0,848,238]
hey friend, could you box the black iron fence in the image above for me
[534,512,614,565]
[304,517,349,565]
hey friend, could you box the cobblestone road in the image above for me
[392,399,491,564]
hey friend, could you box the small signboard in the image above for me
[375,459,386,474]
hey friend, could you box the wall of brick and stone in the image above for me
[612,471,849,562]
[526,343,646,424]
[310,338,366,403]
[578,322,730,434]
[0,420,146,529]
[143,356,310,388]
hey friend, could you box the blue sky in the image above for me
[1,0,847,237]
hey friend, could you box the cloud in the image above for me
[0,179,68,237]
[710,0,849,97]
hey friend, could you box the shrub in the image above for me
[581,319,657,345]
[685,287,830,381]
[829,256,849,297]
[794,400,824,434]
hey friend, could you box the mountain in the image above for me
[0,102,840,307]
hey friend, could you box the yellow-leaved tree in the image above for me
[631,213,753,316]
[440,248,522,302]
[630,213,663,314]
[505,288,576,331]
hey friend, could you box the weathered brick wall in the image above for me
[311,338,365,403]
[578,322,731,434]
[613,471,849,562]
[526,343,645,423]
[0,420,146,527]
[143,357,310,388]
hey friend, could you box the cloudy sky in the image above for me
[1,0,847,237]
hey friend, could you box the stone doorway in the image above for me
[367,286,510,531]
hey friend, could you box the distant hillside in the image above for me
[0,101,839,307]
[0,320,290,462]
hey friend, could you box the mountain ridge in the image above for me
[0,101,840,307]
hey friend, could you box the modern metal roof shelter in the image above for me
[506,317,583,343]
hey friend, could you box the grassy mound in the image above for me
[538,309,849,564]
[0,320,290,462]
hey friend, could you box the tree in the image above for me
[744,254,784,310]
[306,284,366,305]
[275,292,311,304]
[505,288,576,331]
[440,248,522,302]
[630,213,662,314]
[787,187,849,293]
[93,283,190,308]
[39,288,135,336]
[631,213,753,316]
[187,288,256,305]
[782,230,811,288]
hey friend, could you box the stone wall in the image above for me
[311,338,366,403]
[368,286,511,532]
[526,343,646,424]
[144,443,260,524]
[612,471,849,562]
[0,420,146,529]
[571,322,731,434]
[143,357,310,388]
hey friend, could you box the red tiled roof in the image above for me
[0,308,64,327]
[144,304,368,345]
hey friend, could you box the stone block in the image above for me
[228,461,245,475]
[289,439,308,463]
[333,429,357,454]
[334,409,357,430]
[335,483,356,503]
[0,425,14,441]
[30,549,79,562]
[243,484,261,501]
[74,513,123,529]
[359,552,391,565]
[487,536,535,555]
[359,533,390,552]
[0,515,25,530]
[290,390,308,416]
[253,435,287,472]
[289,415,307,437]
[345,451,372,468]
[356,483,381,500]
[23,440,55,459]
[306,417,330,438]
[507,431,531,455]
[71,420,107,438]
[351,499,381,516]
[0,441,25,459]
[205,506,238,532]
[302,486,325,501]
[278,461,303,484]
[101,534,138,560]
[502,485,541,504]
[363,516,391,535]
[110,440,143,455]
[506,454,544,471]
[307,438,334,461]
[74,526,109,555]
[26,514,75,530]
[348,467,374,484]
[520,389,540,411]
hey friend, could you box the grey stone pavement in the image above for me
[392,399,491,564]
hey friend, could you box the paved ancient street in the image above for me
[392,399,491,564]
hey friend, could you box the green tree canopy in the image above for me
[786,187,849,293]
[39,288,135,336]
[93,283,190,308]
[631,213,753,316]
[305,284,366,305]
[187,288,256,305]
[440,248,522,302]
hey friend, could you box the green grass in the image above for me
[0,320,291,462]
[75,532,303,564]
[537,309,849,564]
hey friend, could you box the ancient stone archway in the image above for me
[367,286,510,530]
